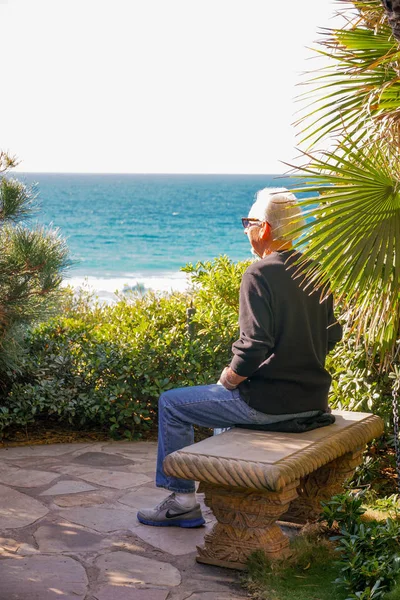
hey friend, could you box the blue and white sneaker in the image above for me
[137,493,205,528]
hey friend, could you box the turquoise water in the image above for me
[12,173,300,296]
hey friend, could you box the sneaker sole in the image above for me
[137,514,205,528]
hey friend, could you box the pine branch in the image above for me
[0,177,37,224]
[0,153,71,379]
[0,152,19,174]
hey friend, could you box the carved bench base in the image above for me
[196,480,299,570]
[196,448,365,569]
[280,448,364,524]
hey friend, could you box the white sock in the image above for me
[175,492,197,508]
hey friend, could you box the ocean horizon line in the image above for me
[12,171,289,177]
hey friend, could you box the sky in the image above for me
[1,0,340,174]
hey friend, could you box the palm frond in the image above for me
[287,139,400,358]
[351,0,388,30]
[297,21,400,147]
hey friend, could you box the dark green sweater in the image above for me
[230,250,342,414]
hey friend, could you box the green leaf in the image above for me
[289,137,400,360]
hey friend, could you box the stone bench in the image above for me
[163,410,384,570]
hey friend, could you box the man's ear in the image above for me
[260,222,271,240]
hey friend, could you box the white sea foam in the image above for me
[62,272,190,304]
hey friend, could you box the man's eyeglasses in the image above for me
[241,217,263,229]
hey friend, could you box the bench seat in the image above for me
[163,410,384,569]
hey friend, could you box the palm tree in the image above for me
[381,0,400,41]
[289,0,400,362]
[286,0,400,493]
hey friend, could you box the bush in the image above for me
[320,492,400,599]
[326,333,395,426]
[1,252,398,441]
[0,153,70,383]
[0,256,249,438]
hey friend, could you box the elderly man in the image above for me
[137,187,342,528]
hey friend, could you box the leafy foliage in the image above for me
[326,325,394,421]
[0,252,398,440]
[0,154,70,383]
[369,493,400,516]
[320,490,367,530]
[182,256,250,339]
[289,0,400,362]
[320,491,400,599]
[298,22,400,147]
[0,256,248,438]
[289,140,400,359]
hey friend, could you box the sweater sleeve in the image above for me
[327,294,342,352]
[229,271,275,377]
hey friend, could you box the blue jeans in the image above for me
[156,384,319,493]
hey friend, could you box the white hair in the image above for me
[248,187,306,240]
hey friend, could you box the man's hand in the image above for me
[218,367,247,390]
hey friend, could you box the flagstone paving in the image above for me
[0,441,258,599]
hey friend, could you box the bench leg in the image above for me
[280,448,365,524]
[196,481,299,570]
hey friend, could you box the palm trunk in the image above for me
[381,0,400,42]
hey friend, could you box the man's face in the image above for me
[242,218,267,258]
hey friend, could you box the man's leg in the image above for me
[155,384,260,494]
[137,384,319,527]
[156,384,319,493]
[138,384,257,527]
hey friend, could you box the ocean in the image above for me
[12,173,298,301]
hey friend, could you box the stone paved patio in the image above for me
[0,441,252,600]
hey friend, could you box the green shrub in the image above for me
[346,436,398,496]
[383,578,400,600]
[369,494,400,518]
[326,333,395,425]
[320,492,400,599]
[0,256,248,438]
[0,154,71,382]
[1,253,398,441]
[320,490,367,531]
